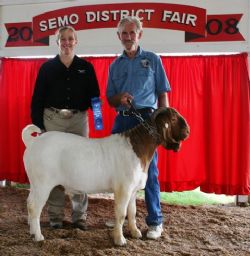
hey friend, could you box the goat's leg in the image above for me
[27,188,50,241]
[127,191,142,239]
[27,193,31,226]
[113,188,131,246]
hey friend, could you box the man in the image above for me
[106,16,171,239]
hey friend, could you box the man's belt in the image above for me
[48,107,80,119]
[119,107,154,117]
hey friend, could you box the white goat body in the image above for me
[22,124,147,246]
[22,107,190,246]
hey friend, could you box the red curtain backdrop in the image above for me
[0,54,249,195]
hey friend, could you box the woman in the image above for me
[31,26,100,230]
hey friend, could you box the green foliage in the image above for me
[13,183,235,206]
[13,183,30,189]
[137,190,235,206]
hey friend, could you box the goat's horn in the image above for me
[152,107,168,120]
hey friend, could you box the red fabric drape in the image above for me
[160,54,250,194]
[0,54,249,195]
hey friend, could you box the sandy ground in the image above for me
[0,187,249,256]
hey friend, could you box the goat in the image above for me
[22,107,190,246]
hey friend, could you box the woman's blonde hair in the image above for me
[55,25,77,43]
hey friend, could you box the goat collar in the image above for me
[142,119,161,144]
[126,101,161,143]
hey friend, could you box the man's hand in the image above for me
[120,92,133,108]
[107,92,133,108]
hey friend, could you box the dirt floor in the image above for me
[0,187,249,256]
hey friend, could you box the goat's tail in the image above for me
[22,124,41,148]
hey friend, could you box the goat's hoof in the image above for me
[34,234,44,242]
[114,235,127,246]
[131,228,142,239]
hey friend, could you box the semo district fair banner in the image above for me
[1,1,249,55]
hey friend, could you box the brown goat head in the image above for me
[152,107,190,152]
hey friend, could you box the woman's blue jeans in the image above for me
[112,112,163,226]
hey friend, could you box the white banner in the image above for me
[0,0,249,56]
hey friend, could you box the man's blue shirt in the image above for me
[106,47,171,111]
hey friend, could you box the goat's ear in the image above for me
[162,122,169,141]
[163,125,168,140]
